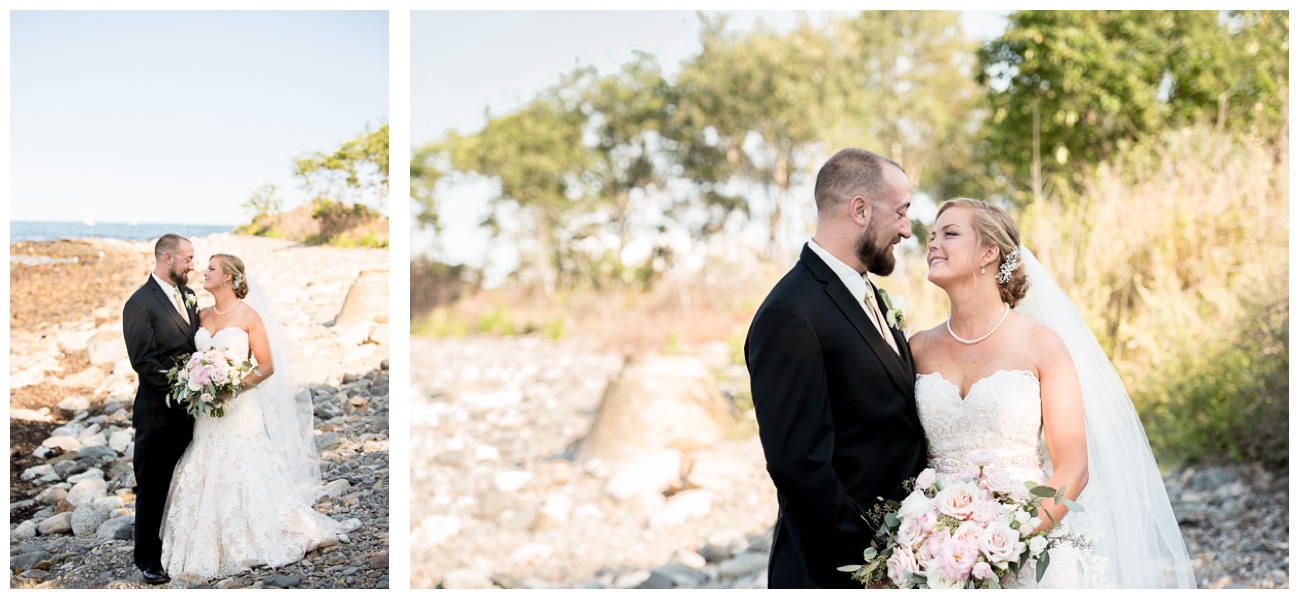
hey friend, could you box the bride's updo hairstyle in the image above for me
[934,198,1029,307]
[212,253,249,300]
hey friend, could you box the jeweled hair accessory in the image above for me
[234,273,244,288]
[996,246,1020,284]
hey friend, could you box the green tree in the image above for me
[296,122,390,208]
[242,183,283,220]
[410,143,443,234]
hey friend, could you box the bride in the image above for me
[160,253,360,580]
[907,198,1194,588]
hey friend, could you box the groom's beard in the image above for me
[169,265,188,287]
[856,220,898,277]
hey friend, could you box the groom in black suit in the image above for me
[745,148,928,588]
[122,233,199,584]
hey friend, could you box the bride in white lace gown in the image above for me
[908,199,1193,588]
[160,254,359,580]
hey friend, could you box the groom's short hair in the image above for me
[814,148,904,213]
[154,234,189,259]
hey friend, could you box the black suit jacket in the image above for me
[123,275,200,432]
[745,244,928,588]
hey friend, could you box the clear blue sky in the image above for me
[11,11,388,225]
[411,11,1010,277]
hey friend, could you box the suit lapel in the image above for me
[800,246,913,396]
[147,276,192,338]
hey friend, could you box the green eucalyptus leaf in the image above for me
[989,577,1001,589]
[884,513,900,528]
[1063,498,1084,512]
[1030,486,1056,497]
[838,565,860,573]
[863,547,877,560]
[1035,549,1051,582]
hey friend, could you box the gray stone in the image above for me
[53,459,88,479]
[318,431,344,451]
[58,396,91,412]
[78,445,118,459]
[67,468,105,484]
[71,502,109,537]
[37,512,74,535]
[96,515,135,540]
[316,399,345,420]
[654,564,711,588]
[35,486,69,506]
[11,551,53,573]
[718,551,768,578]
[1190,466,1238,491]
[12,519,39,540]
[264,574,302,588]
[41,436,81,452]
[21,464,55,481]
[79,433,109,449]
[636,570,675,589]
[320,479,351,498]
[108,430,133,453]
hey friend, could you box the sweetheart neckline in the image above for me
[916,369,1038,402]
[198,326,247,338]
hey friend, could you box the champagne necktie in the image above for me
[865,285,899,355]
[173,290,190,325]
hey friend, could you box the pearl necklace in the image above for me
[213,298,241,316]
[947,303,1011,345]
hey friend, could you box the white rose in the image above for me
[1013,509,1032,526]
[897,515,929,549]
[887,547,920,587]
[954,521,984,547]
[984,467,1015,495]
[980,523,1021,563]
[915,468,937,491]
[970,500,1001,526]
[898,489,933,521]
[1009,481,1032,503]
[187,378,202,392]
[935,482,980,519]
[1028,535,1048,557]
[966,449,999,467]
[925,568,963,589]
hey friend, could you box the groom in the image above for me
[122,233,200,584]
[745,148,928,588]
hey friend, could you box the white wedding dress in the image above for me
[159,326,360,580]
[915,369,1110,588]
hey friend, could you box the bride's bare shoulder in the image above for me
[908,324,946,358]
[236,301,265,331]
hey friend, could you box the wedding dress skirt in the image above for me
[916,369,1109,588]
[160,327,360,580]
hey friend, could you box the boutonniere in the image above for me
[878,288,908,333]
[184,291,197,309]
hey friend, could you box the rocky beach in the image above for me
[411,334,1288,590]
[9,234,390,589]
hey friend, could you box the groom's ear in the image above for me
[849,195,870,227]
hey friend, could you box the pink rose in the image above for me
[953,521,984,547]
[971,561,994,580]
[1009,480,1033,504]
[936,482,980,519]
[924,528,951,564]
[980,523,1021,563]
[897,515,929,549]
[970,500,1002,527]
[200,393,213,403]
[984,467,1015,495]
[937,538,978,580]
[915,468,937,491]
[887,547,920,587]
[919,510,938,533]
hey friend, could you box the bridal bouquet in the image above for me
[162,350,259,418]
[840,450,1087,589]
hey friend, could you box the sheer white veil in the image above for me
[1014,245,1195,588]
[244,276,324,505]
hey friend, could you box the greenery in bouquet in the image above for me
[840,450,1088,589]
[162,349,260,418]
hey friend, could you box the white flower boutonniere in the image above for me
[184,291,197,309]
[878,288,907,332]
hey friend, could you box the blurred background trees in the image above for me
[412,10,1288,468]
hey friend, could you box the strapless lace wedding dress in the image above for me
[160,326,360,580]
[915,369,1109,588]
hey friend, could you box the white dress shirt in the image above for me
[152,272,190,323]
[807,239,899,354]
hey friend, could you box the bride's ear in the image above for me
[982,245,1000,270]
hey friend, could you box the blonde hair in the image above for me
[211,254,249,299]
[935,198,1029,307]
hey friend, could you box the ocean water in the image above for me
[10,221,236,243]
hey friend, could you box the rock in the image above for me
[719,551,769,578]
[655,563,711,588]
[652,489,715,527]
[51,422,87,439]
[497,508,538,531]
[612,570,652,588]
[338,323,374,346]
[108,430,133,453]
[12,520,39,540]
[41,436,82,452]
[369,553,389,570]
[94,495,126,511]
[577,355,731,464]
[510,543,554,564]
[67,468,105,484]
[320,479,351,498]
[441,567,491,589]
[476,494,519,520]
[52,459,88,479]
[636,570,675,589]
[603,450,683,500]
[22,464,55,481]
[58,396,91,412]
[35,487,69,505]
[37,512,74,535]
[317,431,343,451]
[11,551,53,573]
[55,500,75,515]
[316,400,345,420]
[96,515,135,540]
[347,395,369,414]
[65,477,108,506]
[10,407,46,420]
[79,433,109,449]
[264,574,302,588]
[671,550,709,570]
[540,495,573,523]
[85,327,129,366]
[414,515,461,549]
[1191,467,1238,491]
[168,572,209,589]
[494,470,534,493]
[333,270,389,330]
[71,502,109,537]
[53,366,107,389]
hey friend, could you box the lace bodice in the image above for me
[196,326,250,358]
[192,326,261,436]
[915,369,1045,476]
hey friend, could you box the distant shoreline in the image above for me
[10,221,237,243]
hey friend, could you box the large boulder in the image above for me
[37,512,73,535]
[85,326,129,367]
[576,355,731,465]
[52,366,107,389]
[65,477,108,507]
[332,270,389,330]
[71,502,109,537]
